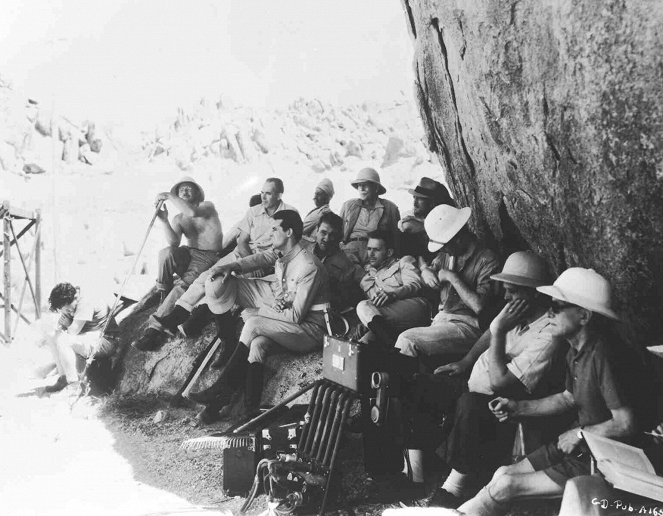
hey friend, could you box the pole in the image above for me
[34,210,41,315]
[3,205,11,343]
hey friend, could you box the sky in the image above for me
[0,0,414,128]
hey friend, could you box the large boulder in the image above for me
[115,304,321,406]
[403,0,663,345]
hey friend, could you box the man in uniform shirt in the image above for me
[355,230,430,346]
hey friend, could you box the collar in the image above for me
[259,200,286,216]
[569,333,599,361]
[277,243,304,265]
[361,198,384,210]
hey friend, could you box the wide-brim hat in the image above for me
[424,205,471,252]
[170,176,205,202]
[408,177,452,205]
[491,251,550,288]
[351,167,386,195]
[537,267,620,320]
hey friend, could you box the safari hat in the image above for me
[351,167,386,195]
[171,176,205,202]
[537,267,619,320]
[491,251,550,288]
[424,205,471,252]
[408,177,452,205]
[316,178,335,199]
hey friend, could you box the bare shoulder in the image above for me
[197,201,220,218]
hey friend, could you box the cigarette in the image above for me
[644,431,662,437]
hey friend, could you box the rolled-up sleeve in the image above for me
[391,257,423,299]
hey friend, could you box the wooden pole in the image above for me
[34,210,41,316]
[9,221,39,315]
[3,207,11,343]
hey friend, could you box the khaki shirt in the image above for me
[237,201,298,253]
[360,256,423,300]
[238,243,329,324]
[468,314,560,395]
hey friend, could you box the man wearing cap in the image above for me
[425,252,563,508]
[354,229,430,346]
[458,268,637,516]
[339,167,400,265]
[135,178,295,351]
[302,178,335,242]
[394,205,500,361]
[399,177,454,261]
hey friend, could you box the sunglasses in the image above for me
[549,300,576,314]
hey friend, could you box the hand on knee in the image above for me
[490,473,516,503]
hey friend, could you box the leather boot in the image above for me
[210,311,237,369]
[178,304,212,338]
[367,315,399,349]
[154,305,191,334]
[244,362,264,412]
[133,328,167,352]
[189,343,249,404]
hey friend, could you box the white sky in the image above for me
[0,0,414,128]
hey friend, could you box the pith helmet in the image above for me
[491,251,550,288]
[424,205,471,252]
[170,176,205,202]
[351,167,386,195]
[537,267,619,320]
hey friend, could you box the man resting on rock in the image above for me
[164,210,329,422]
[40,283,120,393]
[134,177,223,350]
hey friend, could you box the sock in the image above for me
[457,486,507,516]
[442,469,471,497]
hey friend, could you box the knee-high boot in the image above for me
[367,315,399,349]
[244,362,264,412]
[178,304,212,338]
[210,311,238,369]
[189,342,248,405]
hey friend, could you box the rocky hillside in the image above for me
[404,0,663,346]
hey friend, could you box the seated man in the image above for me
[339,167,400,265]
[182,210,329,421]
[394,205,500,362]
[302,178,334,242]
[423,251,561,508]
[135,177,295,351]
[304,211,363,311]
[219,192,263,255]
[147,176,223,320]
[458,268,637,516]
[355,230,430,346]
[41,283,120,392]
[399,177,454,261]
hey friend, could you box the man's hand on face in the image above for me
[490,298,530,335]
[557,428,582,454]
[371,290,393,308]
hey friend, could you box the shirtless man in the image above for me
[134,177,222,351]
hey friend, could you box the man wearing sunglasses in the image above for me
[458,268,638,516]
[394,205,500,362]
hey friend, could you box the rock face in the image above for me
[403,0,663,344]
[116,304,321,406]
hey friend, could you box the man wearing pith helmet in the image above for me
[427,251,563,509]
[459,267,637,516]
[339,167,400,265]
[394,205,500,361]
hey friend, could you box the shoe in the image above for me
[198,406,223,425]
[44,375,69,393]
[367,316,398,349]
[428,488,463,509]
[154,305,191,333]
[178,304,212,338]
[133,328,167,352]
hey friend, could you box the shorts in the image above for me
[527,441,592,486]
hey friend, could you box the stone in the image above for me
[404,0,663,346]
[153,410,168,424]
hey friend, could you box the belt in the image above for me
[346,237,368,243]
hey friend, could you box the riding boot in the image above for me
[154,305,191,334]
[189,343,249,404]
[178,304,212,338]
[367,315,399,349]
[244,362,264,412]
[210,311,238,369]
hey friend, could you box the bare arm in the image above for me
[66,320,86,335]
[438,269,486,313]
[487,300,531,391]
[511,390,576,419]
[435,328,492,375]
[160,212,183,246]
